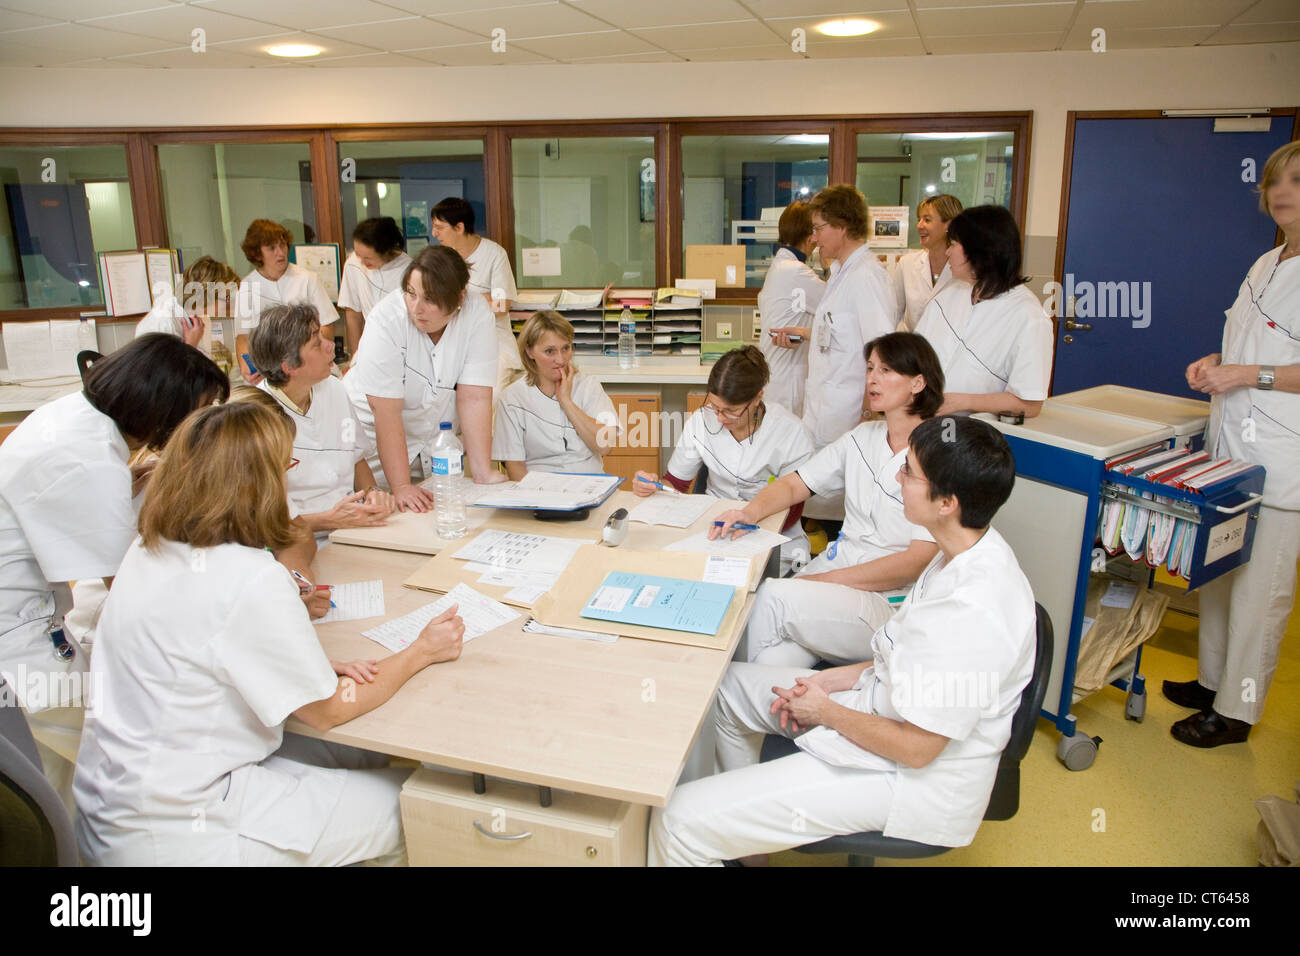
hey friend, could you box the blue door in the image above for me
[1052,116,1291,398]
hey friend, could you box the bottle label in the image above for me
[620,321,635,334]
[432,453,463,477]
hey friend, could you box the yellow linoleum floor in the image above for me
[774,589,1300,867]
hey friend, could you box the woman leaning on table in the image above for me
[73,400,466,866]
[1171,140,1300,748]
[344,245,507,514]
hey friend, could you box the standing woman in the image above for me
[757,201,825,417]
[338,216,411,359]
[893,193,963,332]
[234,219,338,385]
[1173,140,1300,747]
[803,185,900,451]
[345,246,506,514]
[633,346,816,574]
[492,310,621,479]
[0,334,230,711]
[74,401,465,866]
[914,205,1052,418]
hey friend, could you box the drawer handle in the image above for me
[473,820,533,841]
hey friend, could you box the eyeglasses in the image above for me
[702,400,752,422]
[898,460,928,484]
[811,222,831,235]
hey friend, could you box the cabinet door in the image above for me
[605,392,661,459]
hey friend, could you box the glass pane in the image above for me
[681,133,829,287]
[512,136,655,289]
[855,131,1015,249]
[336,139,485,258]
[158,142,315,278]
[0,145,136,311]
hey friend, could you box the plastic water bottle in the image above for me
[618,305,637,369]
[431,421,467,539]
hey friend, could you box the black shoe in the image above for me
[1170,709,1251,748]
[1162,679,1216,711]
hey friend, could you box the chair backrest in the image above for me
[984,602,1054,821]
[692,464,709,495]
[76,349,102,385]
[0,680,79,866]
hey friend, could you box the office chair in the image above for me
[759,602,1054,866]
[75,350,102,385]
[0,678,79,866]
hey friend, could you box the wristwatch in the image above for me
[1257,365,1276,390]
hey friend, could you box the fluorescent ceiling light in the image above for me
[814,18,879,38]
[266,43,322,58]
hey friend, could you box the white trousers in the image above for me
[745,573,894,667]
[237,735,407,867]
[1197,505,1300,724]
[649,662,895,867]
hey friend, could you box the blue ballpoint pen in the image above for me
[713,520,759,531]
[634,475,678,494]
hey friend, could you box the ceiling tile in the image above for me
[1061,22,1220,47]
[0,8,65,31]
[567,0,753,29]
[311,16,482,49]
[58,55,160,67]
[1,22,177,55]
[766,11,920,39]
[805,35,928,57]
[1201,21,1300,42]
[926,30,1063,52]
[379,0,555,14]
[1073,0,1256,29]
[75,6,294,44]
[434,2,614,38]
[917,2,1076,35]
[195,0,422,30]
[214,29,382,58]
[108,45,270,66]
[0,1,182,19]
[513,30,662,60]
[745,1,911,15]
[629,20,781,50]
[1230,0,1300,24]
[0,39,76,65]
[400,41,555,65]
[566,49,682,62]
[298,49,436,66]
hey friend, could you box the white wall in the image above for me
[2,41,1297,253]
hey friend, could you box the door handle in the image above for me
[1064,319,1092,331]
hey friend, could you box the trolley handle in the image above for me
[1213,492,1263,515]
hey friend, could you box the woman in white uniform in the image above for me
[250,303,394,536]
[73,401,466,866]
[234,219,338,385]
[757,200,825,417]
[0,334,230,712]
[914,205,1052,418]
[493,310,620,479]
[713,333,943,666]
[650,417,1035,866]
[892,193,963,333]
[802,185,901,451]
[431,197,521,401]
[345,245,506,514]
[135,255,240,370]
[1171,140,1300,747]
[338,217,411,359]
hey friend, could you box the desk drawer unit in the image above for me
[602,392,661,490]
[400,769,648,866]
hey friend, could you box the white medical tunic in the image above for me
[795,420,933,571]
[0,394,136,711]
[465,237,517,320]
[135,289,213,357]
[238,263,337,332]
[492,374,619,474]
[259,377,370,518]
[73,539,341,866]
[1205,246,1300,510]
[668,402,815,504]
[345,288,497,470]
[337,252,412,318]
[757,248,825,417]
[793,527,1035,847]
[892,248,957,334]
[915,283,1052,402]
[803,245,900,448]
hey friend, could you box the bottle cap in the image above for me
[439,421,453,430]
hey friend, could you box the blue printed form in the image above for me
[580,572,736,636]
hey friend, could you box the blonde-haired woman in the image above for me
[892,193,963,333]
[73,401,465,866]
[492,310,621,480]
[135,255,240,369]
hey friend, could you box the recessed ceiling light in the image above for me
[814,18,879,38]
[266,43,323,58]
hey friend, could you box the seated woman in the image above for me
[135,255,240,371]
[338,216,411,359]
[492,310,620,479]
[249,303,395,538]
[711,333,944,666]
[73,400,466,866]
[913,205,1052,418]
[633,346,815,575]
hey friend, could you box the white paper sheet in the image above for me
[1100,580,1139,610]
[102,251,152,316]
[479,568,557,592]
[452,529,583,576]
[49,318,96,374]
[362,583,521,652]
[505,585,549,603]
[701,555,751,587]
[521,247,562,277]
[2,321,55,379]
[665,527,789,559]
[315,579,385,624]
[628,494,714,528]
[469,471,619,510]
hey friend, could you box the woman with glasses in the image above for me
[633,346,815,574]
[73,400,465,866]
[492,310,621,480]
[345,245,507,514]
[711,333,944,666]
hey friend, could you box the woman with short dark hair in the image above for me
[914,205,1052,418]
[758,201,825,417]
[338,217,410,358]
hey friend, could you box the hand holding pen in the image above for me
[709,510,758,541]
[291,568,335,619]
[633,472,679,497]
